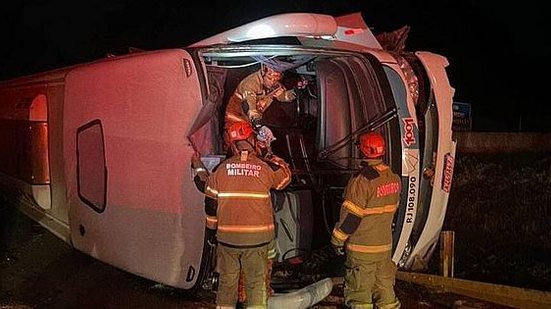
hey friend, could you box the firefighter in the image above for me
[192,125,279,305]
[224,64,296,131]
[331,132,402,309]
[192,121,291,309]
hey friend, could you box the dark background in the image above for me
[1,0,549,131]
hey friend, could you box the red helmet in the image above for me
[359,132,385,158]
[227,122,254,143]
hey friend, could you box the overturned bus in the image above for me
[0,12,455,297]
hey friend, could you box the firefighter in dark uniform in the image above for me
[331,132,402,309]
[192,121,291,309]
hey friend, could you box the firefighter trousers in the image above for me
[216,243,269,308]
[344,250,400,309]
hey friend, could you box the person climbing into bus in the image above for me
[224,64,297,130]
[191,121,291,309]
[331,131,402,309]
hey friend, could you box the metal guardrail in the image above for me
[397,271,551,309]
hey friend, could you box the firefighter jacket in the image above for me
[331,159,401,255]
[225,70,296,127]
[205,152,291,247]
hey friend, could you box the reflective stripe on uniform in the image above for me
[267,247,277,259]
[206,186,218,198]
[218,192,270,199]
[343,200,364,217]
[274,174,291,190]
[332,228,349,242]
[343,200,398,217]
[225,113,246,123]
[363,204,397,215]
[205,215,218,229]
[218,223,275,232]
[233,92,244,100]
[346,243,392,253]
[241,90,257,99]
[194,167,207,173]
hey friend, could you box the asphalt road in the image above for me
[1,210,512,309]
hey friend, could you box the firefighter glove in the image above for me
[296,77,308,89]
[267,154,287,167]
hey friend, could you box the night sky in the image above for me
[1,0,549,131]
